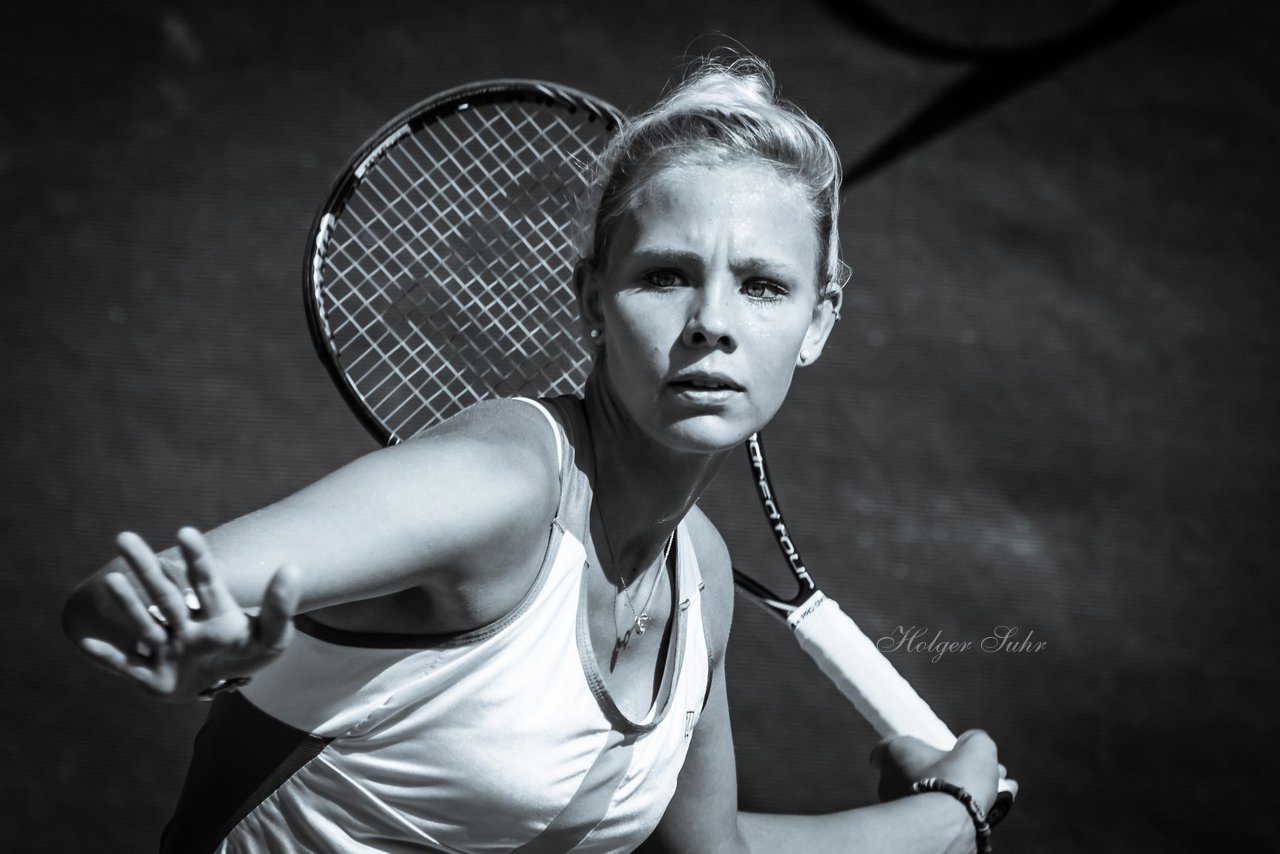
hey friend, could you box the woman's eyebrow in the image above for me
[628,247,800,279]
[628,247,706,269]
[729,256,800,279]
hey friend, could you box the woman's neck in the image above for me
[580,370,729,582]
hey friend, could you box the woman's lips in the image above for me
[668,376,743,403]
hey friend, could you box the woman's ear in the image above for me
[574,258,605,335]
[797,295,839,366]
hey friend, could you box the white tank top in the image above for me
[165,398,712,854]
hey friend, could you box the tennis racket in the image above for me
[302,79,1014,822]
[734,432,1016,823]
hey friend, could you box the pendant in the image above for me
[611,630,631,670]
[635,613,650,635]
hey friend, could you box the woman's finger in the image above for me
[256,564,301,656]
[155,553,203,614]
[879,735,937,768]
[79,637,166,689]
[177,527,239,614]
[79,637,138,673]
[117,531,193,632]
[104,571,170,649]
[869,735,920,770]
[955,729,997,763]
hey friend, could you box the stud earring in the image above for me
[588,328,601,341]
[799,350,811,364]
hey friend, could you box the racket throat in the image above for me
[746,433,817,593]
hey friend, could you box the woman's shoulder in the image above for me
[395,397,565,552]
[376,397,556,495]
[303,398,567,634]
[409,397,563,466]
[319,399,560,566]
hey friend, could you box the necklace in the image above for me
[616,527,675,637]
[591,498,675,641]
[581,404,675,653]
[605,527,673,670]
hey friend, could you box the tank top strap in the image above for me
[510,396,564,472]
[526,396,596,540]
[673,519,716,712]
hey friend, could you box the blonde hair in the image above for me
[585,55,849,308]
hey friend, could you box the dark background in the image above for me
[4,1,1277,851]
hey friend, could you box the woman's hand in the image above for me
[75,527,302,702]
[871,730,1003,816]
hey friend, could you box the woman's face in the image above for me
[582,159,836,453]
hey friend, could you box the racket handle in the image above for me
[788,591,1016,819]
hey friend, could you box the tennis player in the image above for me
[63,55,1003,853]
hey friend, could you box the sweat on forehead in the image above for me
[630,152,810,213]
[606,160,820,292]
[582,55,848,303]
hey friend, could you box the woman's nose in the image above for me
[681,280,736,351]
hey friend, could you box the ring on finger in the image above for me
[145,587,202,627]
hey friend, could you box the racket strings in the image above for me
[330,108,592,390]
[316,99,612,440]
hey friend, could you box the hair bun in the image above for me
[661,57,777,116]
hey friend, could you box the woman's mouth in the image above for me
[668,373,744,402]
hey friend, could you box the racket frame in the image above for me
[732,431,820,615]
[302,79,624,447]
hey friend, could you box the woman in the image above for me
[63,56,1003,853]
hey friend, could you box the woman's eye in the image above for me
[742,279,787,300]
[644,270,685,288]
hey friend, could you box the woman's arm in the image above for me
[62,399,561,693]
[639,510,996,854]
[644,666,980,854]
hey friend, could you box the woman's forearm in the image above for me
[737,793,975,854]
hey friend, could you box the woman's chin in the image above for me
[647,413,761,455]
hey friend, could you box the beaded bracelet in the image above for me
[911,777,993,854]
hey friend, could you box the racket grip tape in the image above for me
[788,591,957,745]
[787,591,1016,814]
